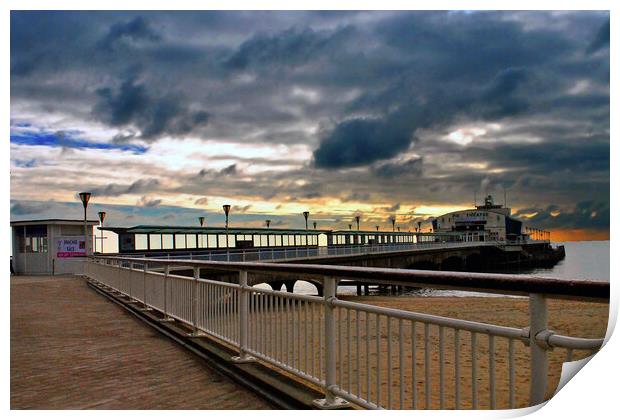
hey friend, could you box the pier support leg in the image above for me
[356,284,362,296]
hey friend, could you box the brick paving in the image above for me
[11,275,272,409]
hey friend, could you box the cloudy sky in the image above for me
[10,11,609,241]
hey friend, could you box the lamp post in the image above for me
[391,216,396,232]
[355,215,360,231]
[198,216,205,248]
[97,211,106,254]
[313,221,317,229]
[265,219,271,228]
[303,211,310,256]
[348,224,352,230]
[376,225,379,231]
[223,204,231,260]
[79,192,91,256]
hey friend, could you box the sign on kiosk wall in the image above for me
[57,237,86,258]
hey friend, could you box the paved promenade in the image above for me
[11,275,272,409]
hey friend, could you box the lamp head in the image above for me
[265,219,271,228]
[98,211,106,223]
[78,192,91,208]
[302,211,309,221]
[222,204,231,216]
[199,216,205,227]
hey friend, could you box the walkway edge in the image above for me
[86,278,333,410]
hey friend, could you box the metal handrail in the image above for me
[93,255,608,300]
[85,256,608,410]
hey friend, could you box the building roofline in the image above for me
[11,219,99,226]
[434,208,516,219]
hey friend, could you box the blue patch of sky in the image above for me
[13,159,37,168]
[10,130,148,154]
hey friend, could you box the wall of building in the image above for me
[12,222,94,275]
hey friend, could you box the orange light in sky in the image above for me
[551,229,609,242]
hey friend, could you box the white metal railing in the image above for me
[84,257,607,410]
[115,241,505,262]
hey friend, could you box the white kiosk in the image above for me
[11,219,98,275]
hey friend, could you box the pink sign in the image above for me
[57,238,86,258]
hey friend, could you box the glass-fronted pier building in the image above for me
[101,225,448,255]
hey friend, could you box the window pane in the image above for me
[162,234,173,249]
[186,234,196,249]
[136,234,148,250]
[149,234,162,250]
[175,234,186,249]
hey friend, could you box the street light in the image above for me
[313,221,317,229]
[376,225,379,231]
[78,192,91,256]
[355,215,360,231]
[265,219,271,228]
[198,216,205,248]
[391,216,396,232]
[97,211,106,254]
[303,211,310,255]
[223,204,231,260]
[348,224,352,230]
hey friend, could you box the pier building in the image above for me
[11,219,98,275]
[432,195,526,242]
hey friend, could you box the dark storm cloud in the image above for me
[373,157,423,178]
[313,65,531,169]
[587,19,610,54]
[513,201,609,231]
[137,196,162,208]
[90,178,161,197]
[224,26,354,70]
[99,16,161,50]
[93,77,210,140]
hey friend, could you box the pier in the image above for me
[10,275,274,409]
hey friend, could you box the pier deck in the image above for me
[10,275,272,409]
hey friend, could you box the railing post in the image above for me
[232,270,256,363]
[141,262,152,311]
[160,264,174,322]
[188,266,204,337]
[313,276,349,409]
[529,293,549,405]
[128,261,138,303]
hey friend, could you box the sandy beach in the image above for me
[333,295,610,409]
[246,293,609,410]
